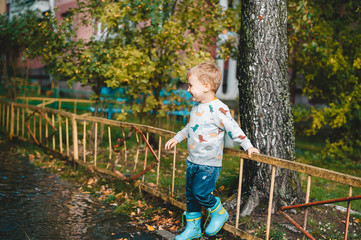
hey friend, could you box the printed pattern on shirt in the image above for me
[173,99,253,167]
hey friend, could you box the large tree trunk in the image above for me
[236,0,304,215]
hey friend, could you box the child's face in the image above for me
[187,74,208,102]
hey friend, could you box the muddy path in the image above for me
[0,136,168,240]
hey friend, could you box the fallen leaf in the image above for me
[169,225,177,231]
[147,225,156,231]
[152,215,160,221]
[87,178,95,185]
[137,200,145,208]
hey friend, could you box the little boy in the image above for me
[165,62,259,239]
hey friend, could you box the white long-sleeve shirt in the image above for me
[173,98,253,167]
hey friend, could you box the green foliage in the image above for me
[296,135,361,212]
[254,223,285,240]
[288,0,361,160]
[0,10,40,99]
[23,0,240,122]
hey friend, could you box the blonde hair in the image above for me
[187,62,222,92]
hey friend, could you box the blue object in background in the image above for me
[161,89,194,123]
[90,87,193,122]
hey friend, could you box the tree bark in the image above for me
[236,0,304,215]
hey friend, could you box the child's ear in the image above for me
[204,82,212,92]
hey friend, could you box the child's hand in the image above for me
[247,147,260,158]
[165,138,178,150]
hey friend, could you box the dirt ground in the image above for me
[132,193,361,240]
[5,134,360,240]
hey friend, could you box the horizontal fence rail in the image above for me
[0,99,360,240]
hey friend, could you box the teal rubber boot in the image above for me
[205,197,229,236]
[175,211,202,240]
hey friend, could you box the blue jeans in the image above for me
[186,160,221,212]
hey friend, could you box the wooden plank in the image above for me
[172,145,177,196]
[72,116,79,161]
[66,117,69,156]
[83,121,86,162]
[156,135,162,186]
[10,104,14,139]
[94,122,98,166]
[224,149,361,188]
[36,99,56,107]
[13,103,75,118]
[52,114,55,150]
[9,99,361,188]
[59,115,63,153]
[74,115,176,137]
[17,96,95,104]
[236,158,244,228]
[16,107,19,136]
[45,113,48,147]
[266,166,276,240]
[22,108,25,137]
[108,126,112,160]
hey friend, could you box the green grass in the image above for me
[296,135,361,212]
[6,97,361,213]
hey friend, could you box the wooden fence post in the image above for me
[39,111,42,142]
[83,121,86,162]
[52,114,55,150]
[344,186,353,240]
[66,117,69,156]
[16,107,19,136]
[142,132,149,183]
[72,116,79,161]
[156,135,162,186]
[45,113,48,147]
[22,108,25,138]
[303,175,312,240]
[6,104,10,132]
[108,126,112,161]
[172,145,177,197]
[10,103,14,139]
[266,166,276,240]
[236,158,244,228]
[94,122,98,166]
[59,115,63,153]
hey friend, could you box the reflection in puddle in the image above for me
[0,144,164,240]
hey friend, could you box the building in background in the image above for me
[2,0,94,96]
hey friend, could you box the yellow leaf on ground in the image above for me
[147,225,156,231]
[169,225,178,231]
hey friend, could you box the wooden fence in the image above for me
[1,99,361,240]
[15,96,125,114]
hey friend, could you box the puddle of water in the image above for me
[0,141,165,240]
